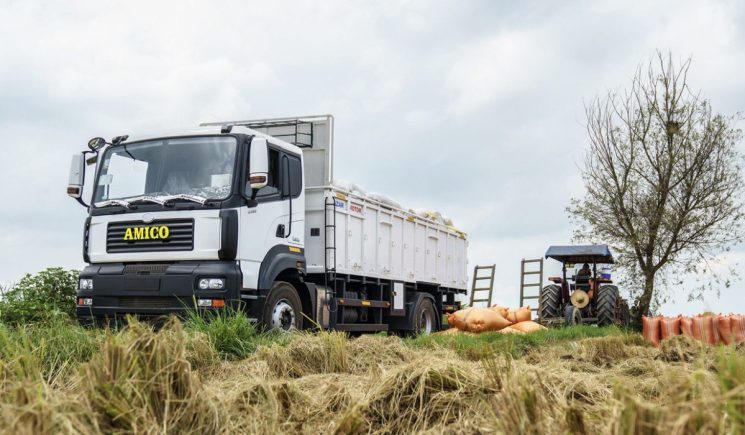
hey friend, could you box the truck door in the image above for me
[238,144,304,290]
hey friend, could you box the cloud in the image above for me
[0,0,743,316]
[447,30,548,114]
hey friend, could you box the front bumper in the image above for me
[76,261,242,325]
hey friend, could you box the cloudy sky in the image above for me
[1,0,744,314]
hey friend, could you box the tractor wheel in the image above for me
[564,304,582,326]
[596,285,619,327]
[539,284,561,321]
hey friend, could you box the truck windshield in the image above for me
[93,136,237,205]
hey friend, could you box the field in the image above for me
[0,313,743,434]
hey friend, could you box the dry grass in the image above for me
[0,318,743,434]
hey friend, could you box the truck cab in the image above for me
[68,115,467,333]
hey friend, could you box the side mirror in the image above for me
[67,153,85,198]
[248,138,269,189]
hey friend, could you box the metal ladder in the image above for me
[519,258,543,314]
[469,265,496,307]
[323,196,338,319]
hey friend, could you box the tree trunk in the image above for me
[634,273,655,324]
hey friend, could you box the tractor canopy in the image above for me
[544,245,614,264]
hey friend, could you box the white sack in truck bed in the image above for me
[304,185,468,291]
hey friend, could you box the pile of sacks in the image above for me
[437,305,547,335]
[642,314,745,347]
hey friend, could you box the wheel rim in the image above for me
[271,299,296,331]
[419,309,433,334]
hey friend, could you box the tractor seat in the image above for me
[574,274,591,291]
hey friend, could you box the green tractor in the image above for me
[539,245,630,327]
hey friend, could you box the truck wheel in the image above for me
[596,285,619,327]
[413,298,437,335]
[263,281,303,332]
[539,284,561,321]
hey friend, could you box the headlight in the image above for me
[198,278,225,290]
[79,278,93,290]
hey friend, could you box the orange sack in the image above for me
[434,327,461,336]
[489,305,511,320]
[659,316,681,340]
[642,316,661,347]
[732,315,745,344]
[692,315,718,345]
[512,306,532,323]
[465,308,513,333]
[498,326,526,335]
[511,320,547,333]
[680,317,694,339]
[718,315,734,345]
[449,307,474,330]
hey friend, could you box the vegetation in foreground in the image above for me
[0,269,743,433]
[0,312,742,434]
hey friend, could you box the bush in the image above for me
[0,267,79,324]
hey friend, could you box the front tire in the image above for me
[539,284,561,322]
[565,304,582,326]
[262,281,303,332]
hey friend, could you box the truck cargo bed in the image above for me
[304,186,468,291]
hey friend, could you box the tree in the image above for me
[569,52,744,322]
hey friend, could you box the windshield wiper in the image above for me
[129,194,209,206]
[96,194,209,209]
[128,196,169,206]
[160,194,209,205]
[94,199,133,209]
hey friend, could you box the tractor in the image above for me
[538,245,630,327]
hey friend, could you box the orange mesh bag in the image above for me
[642,316,661,347]
[717,315,734,345]
[659,316,681,340]
[449,307,474,331]
[732,315,745,344]
[465,308,513,333]
[680,317,694,339]
[511,320,547,333]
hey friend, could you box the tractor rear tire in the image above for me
[596,285,619,327]
[539,284,561,321]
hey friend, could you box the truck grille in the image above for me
[107,219,194,253]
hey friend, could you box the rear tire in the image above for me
[412,298,437,335]
[262,281,303,332]
[539,284,561,321]
[596,285,619,327]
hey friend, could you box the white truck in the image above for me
[67,115,468,333]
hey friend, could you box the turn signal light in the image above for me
[197,299,225,308]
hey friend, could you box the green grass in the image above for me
[406,325,626,359]
[182,308,290,359]
[0,317,102,380]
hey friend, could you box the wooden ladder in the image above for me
[469,265,496,307]
[519,258,543,314]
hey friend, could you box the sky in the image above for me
[1,0,744,315]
